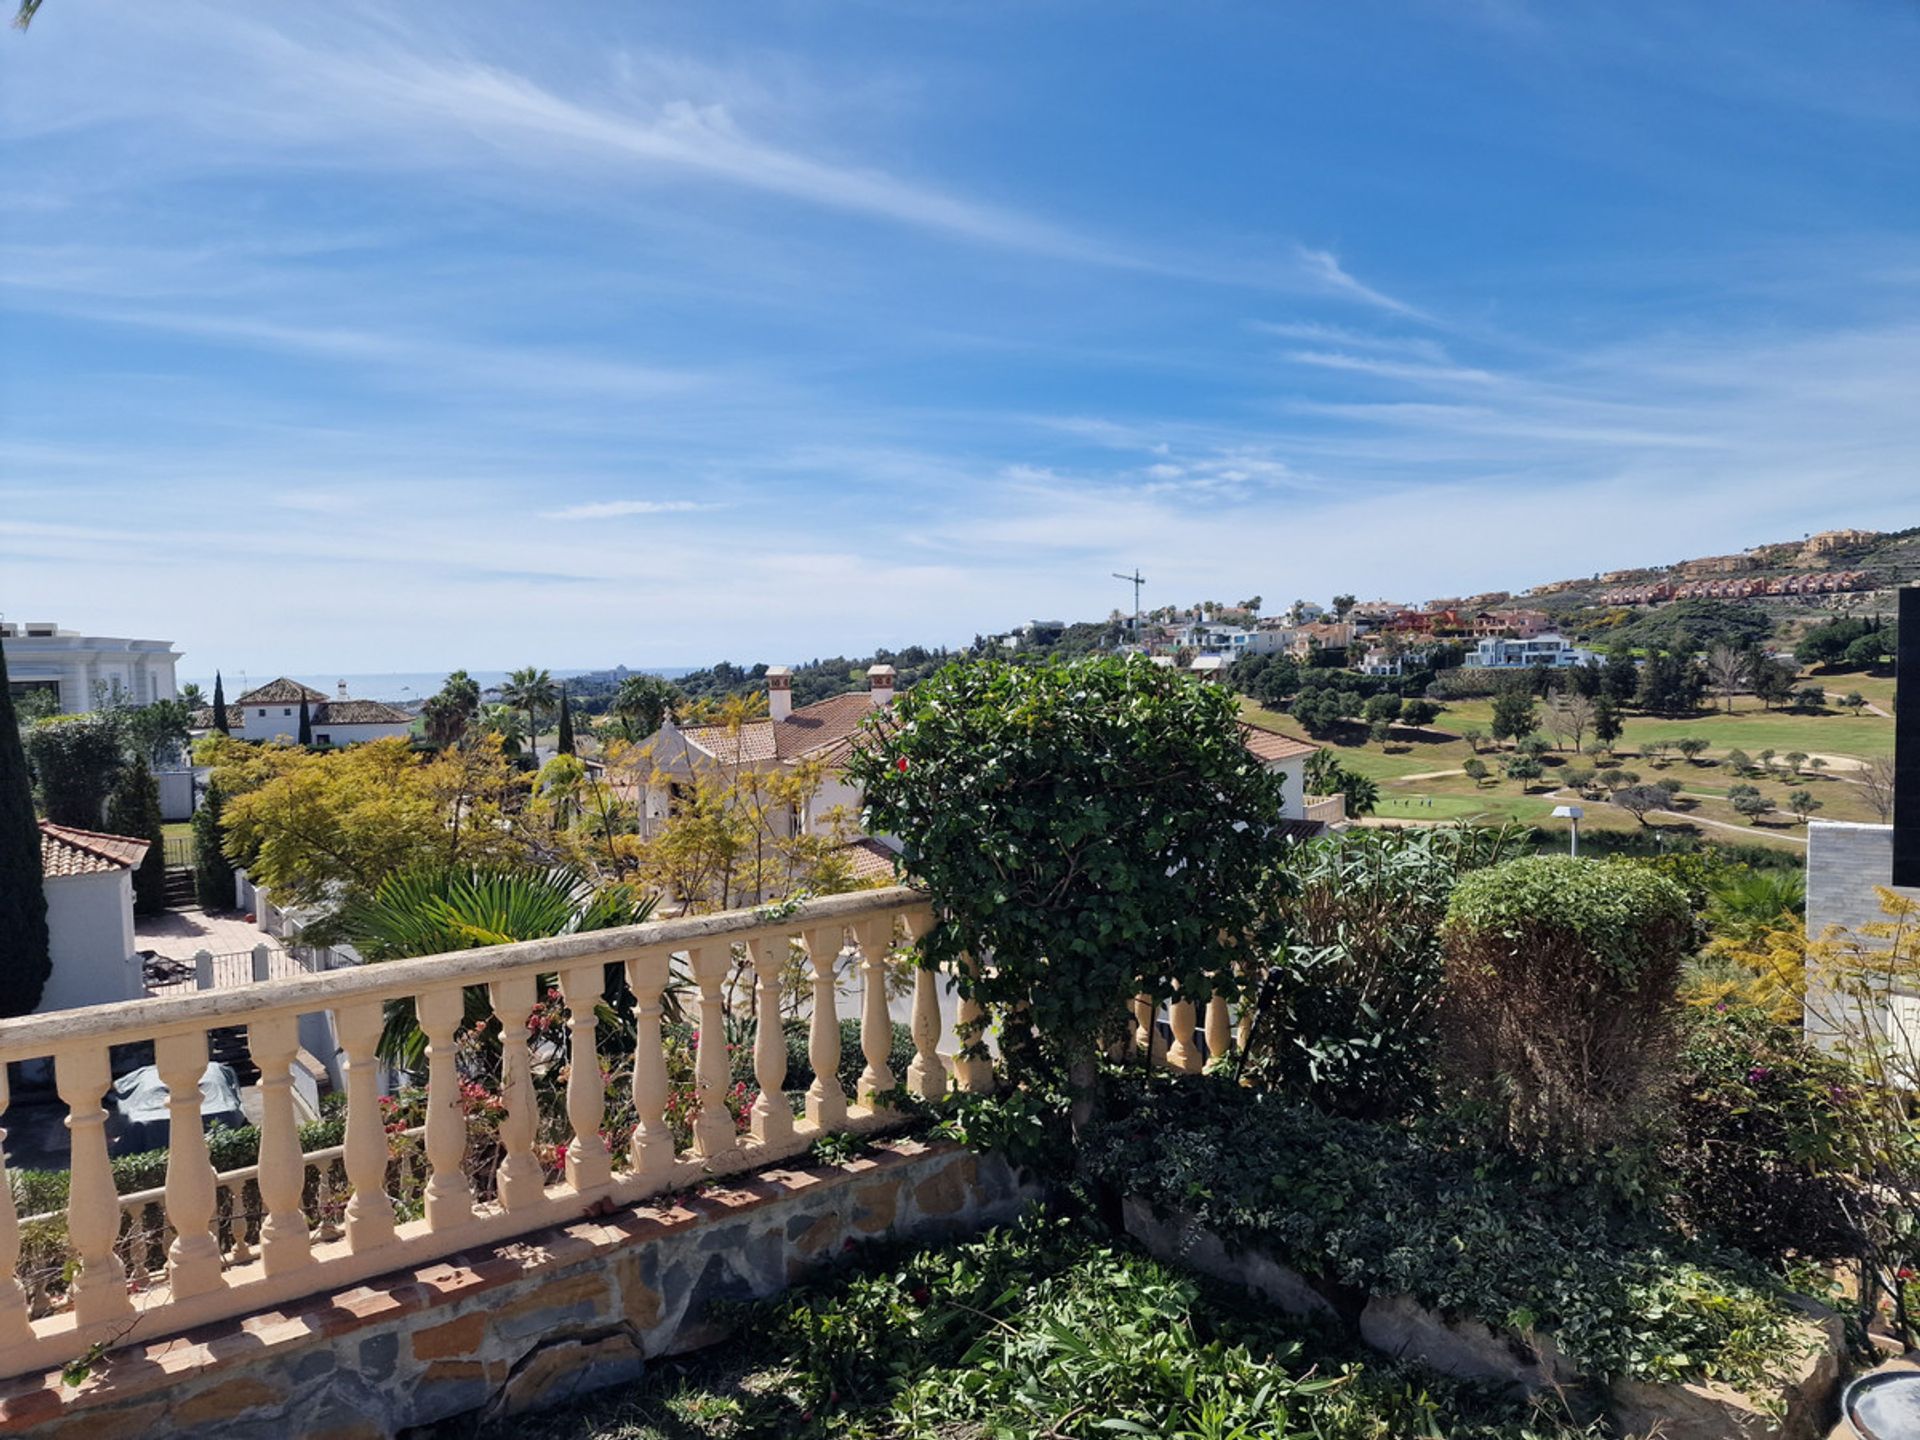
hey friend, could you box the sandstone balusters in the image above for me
[855,917,897,1110]
[558,963,613,1193]
[952,952,996,1094]
[335,1000,398,1248]
[486,975,544,1212]
[625,948,676,1186]
[690,945,736,1159]
[249,1013,314,1277]
[0,1068,33,1345]
[802,926,846,1129]
[902,914,948,1101]
[747,938,794,1146]
[418,986,476,1230]
[153,1030,225,1297]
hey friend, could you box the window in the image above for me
[315,734,331,747]
[258,709,268,718]
[283,708,292,717]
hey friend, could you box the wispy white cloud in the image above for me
[1294,247,1428,320]
[542,499,721,520]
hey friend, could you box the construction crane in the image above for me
[1112,569,1146,636]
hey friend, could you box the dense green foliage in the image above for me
[24,712,123,827]
[0,644,51,1018]
[1243,825,1530,1119]
[1795,614,1894,669]
[474,1216,1596,1440]
[1663,1006,1866,1262]
[1444,858,1693,1158]
[105,756,168,914]
[848,656,1285,1089]
[1603,599,1773,656]
[1084,1076,1809,1393]
[193,782,236,908]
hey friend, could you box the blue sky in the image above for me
[3,2,1918,674]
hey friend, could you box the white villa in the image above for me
[1463,633,1598,669]
[37,822,150,1014]
[0,621,181,712]
[198,678,413,746]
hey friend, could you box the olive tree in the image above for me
[848,655,1286,1122]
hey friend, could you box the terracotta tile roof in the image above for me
[1240,724,1319,763]
[234,677,329,706]
[838,837,903,883]
[315,698,411,725]
[681,692,884,767]
[40,822,150,878]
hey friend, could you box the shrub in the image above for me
[1242,825,1531,1120]
[24,713,124,828]
[1085,1075,1809,1394]
[194,783,237,909]
[106,757,168,915]
[848,656,1285,1108]
[1662,1006,1866,1262]
[1442,856,1694,1161]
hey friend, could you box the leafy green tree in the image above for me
[1362,692,1402,725]
[1752,656,1797,710]
[1591,693,1623,748]
[1729,785,1775,824]
[1603,642,1639,704]
[1462,757,1490,788]
[1724,748,1752,777]
[503,666,557,766]
[1844,633,1890,670]
[25,714,124,827]
[1795,616,1875,668]
[106,758,168,915]
[1676,736,1710,764]
[1788,789,1821,824]
[1504,755,1544,790]
[212,671,229,734]
[556,686,576,756]
[1844,691,1866,712]
[1516,733,1551,760]
[0,644,51,1017]
[1461,725,1485,753]
[1489,682,1537,745]
[1399,698,1440,730]
[848,656,1286,1120]
[610,673,679,737]
[193,783,236,909]
[119,699,192,767]
[1612,783,1667,827]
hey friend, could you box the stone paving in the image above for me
[137,906,275,962]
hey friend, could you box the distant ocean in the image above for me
[180,668,690,703]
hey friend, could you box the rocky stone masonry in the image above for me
[1123,1200,1845,1440]
[0,1139,1038,1440]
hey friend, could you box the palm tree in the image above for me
[333,863,658,1062]
[180,682,206,708]
[502,667,557,766]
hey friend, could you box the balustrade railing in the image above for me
[0,886,980,1381]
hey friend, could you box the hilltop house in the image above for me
[37,822,150,1014]
[635,664,896,851]
[1464,633,1598,669]
[198,678,413,746]
[1,621,181,712]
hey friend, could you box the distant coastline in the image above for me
[180,668,691,703]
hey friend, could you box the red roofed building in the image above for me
[38,822,151,1014]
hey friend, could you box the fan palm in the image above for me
[1706,866,1805,943]
[502,667,557,766]
[334,863,659,1062]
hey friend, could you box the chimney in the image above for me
[766,665,792,723]
[867,664,896,707]
[1894,587,1918,886]
[337,680,348,701]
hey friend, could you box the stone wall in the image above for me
[0,1139,1036,1439]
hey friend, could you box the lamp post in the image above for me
[1551,803,1583,858]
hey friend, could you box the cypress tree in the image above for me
[212,671,229,734]
[107,757,168,916]
[298,696,313,746]
[0,644,52,1017]
[556,686,575,756]
[194,784,236,910]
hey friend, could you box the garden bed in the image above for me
[1084,1075,1842,1438]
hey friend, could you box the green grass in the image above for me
[161,821,193,840]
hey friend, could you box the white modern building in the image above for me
[38,822,149,1014]
[1463,633,1598,669]
[1,621,181,712]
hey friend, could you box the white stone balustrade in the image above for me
[0,887,963,1383]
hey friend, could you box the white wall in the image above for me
[39,870,143,1014]
[156,768,196,821]
[313,719,414,746]
[1804,821,1920,1060]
